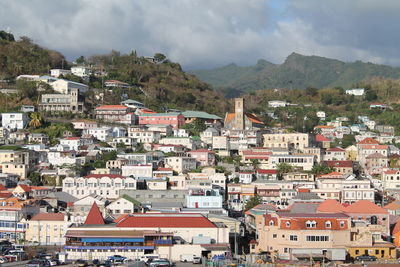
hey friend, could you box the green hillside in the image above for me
[190,52,400,95]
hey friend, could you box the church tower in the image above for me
[234,98,245,130]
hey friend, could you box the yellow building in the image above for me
[25,213,66,245]
[345,145,358,161]
[0,162,27,179]
[348,243,396,259]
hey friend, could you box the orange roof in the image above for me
[315,125,335,129]
[384,170,399,175]
[317,199,345,213]
[84,202,105,225]
[344,200,388,214]
[393,218,400,235]
[357,137,380,145]
[225,112,264,125]
[31,213,65,221]
[317,171,344,179]
[96,105,128,110]
[384,201,400,210]
[225,113,235,123]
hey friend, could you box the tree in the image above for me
[312,163,334,176]
[305,87,318,97]
[28,172,42,186]
[181,120,207,136]
[0,30,15,41]
[29,112,43,129]
[250,159,260,169]
[75,56,85,64]
[276,163,294,179]
[365,90,378,101]
[154,53,166,63]
[245,195,262,211]
[341,134,356,148]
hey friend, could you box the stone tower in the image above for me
[234,98,245,130]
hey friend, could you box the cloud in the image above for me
[0,0,399,69]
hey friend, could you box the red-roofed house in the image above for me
[187,149,215,166]
[71,119,98,130]
[60,137,82,150]
[12,185,54,200]
[324,160,354,174]
[316,134,331,150]
[138,112,185,130]
[25,213,66,245]
[256,169,277,180]
[358,143,389,167]
[317,199,346,213]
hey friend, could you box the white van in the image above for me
[180,254,195,262]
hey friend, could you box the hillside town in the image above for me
[0,62,399,266]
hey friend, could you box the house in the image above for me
[70,66,91,79]
[12,185,55,200]
[382,170,400,190]
[316,134,331,149]
[62,174,137,199]
[1,113,29,130]
[145,178,167,190]
[50,69,71,78]
[138,112,185,130]
[121,164,153,178]
[21,105,35,113]
[85,127,113,141]
[104,80,130,88]
[181,110,222,125]
[145,124,173,137]
[95,105,135,124]
[314,125,335,138]
[369,103,387,110]
[165,157,197,174]
[282,172,314,182]
[376,125,395,135]
[28,133,49,144]
[256,169,278,180]
[120,99,145,109]
[186,189,223,209]
[25,213,67,245]
[316,111,326,120]
[325,160,354,174]
[107,194,141,215]
[358,143,389,167]
[128,126,161,143]
[324,147,346,161]
[187,149,215,166]
[51,79,88,94]
[39,89,85,113]
[365,153,388,173]
[345,145,358,161]
[253,211,351,261]
[268,100,288,108]
[263,133,311,150]
[71,119,98,130]
[60,137,82,151]
[159,137,195,150]
[268,155,315,171]
[200,128,220,146]
[345,88,365,96]
[0,197,39,241]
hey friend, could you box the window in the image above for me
[339,221,345,228]
[269,220,274,226]
[306,220,317,228]
[325,221,331,228]
[273,234,277,238]
[285,221,291,227]
[306,235,329,242]
[289,235,297,241]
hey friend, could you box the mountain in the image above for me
[190,52,400,95]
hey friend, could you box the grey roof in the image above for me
[292,192,322,200]
[46,191,78,203]
[290,203,320,213]
[151,202,183,208]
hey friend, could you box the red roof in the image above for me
[0,185,6,191]
[117,214,217,228]
[357,137,380,145]
[31,213,65,221]
[84,202,105,225]
[17,184,31,192]
[84,174,125,179]
[393,218,400,235]
[0,192,12,199]
[66,137,80,140]
[96,105,128,110]
[325,160,353,168]
[316,134,330,142]
[384,170,399,175]
[361,144,388,150]
[344,200,388,214]
[317,199,345,213]
[257,169,277,175]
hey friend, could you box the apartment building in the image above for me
[165,157,197,173]
[128,126,161,143]
[268,155,315,171]
[39,89,84,113]
[263,133,311,150]
[1,113,29,130]
[25,213,67,245]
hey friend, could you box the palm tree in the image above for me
[29,112,43,129]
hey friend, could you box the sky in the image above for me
[1,0,400,69]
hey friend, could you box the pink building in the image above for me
[187,149,216,166]
[138,112,185,130]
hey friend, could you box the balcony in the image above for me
[154,239,173,246]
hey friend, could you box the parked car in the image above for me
[355,255,377,261]
[0,257,7,263]
[193,257,202,264]
[26,259,50,267]
[46,259,58,266]
[75,259,89,267]
[98,260,114,267]
[149,259,171,267]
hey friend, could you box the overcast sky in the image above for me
[1,0,400,69]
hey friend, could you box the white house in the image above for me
[59,137,82,151]
[71,66,91,79]
[107,194,141,215]
[121,164,153,178]
[63,174,137,199]
[120,99,145,109]
[345,88,365,96]
[316,111,326,120]
[51,79,88,94]
[165,157,197,173]
[50,69,72,78]
[1,113,29,130]
[268,100,288,108]
[239,171,254,184]
[85,127,113,141]
[186,189,223,209]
